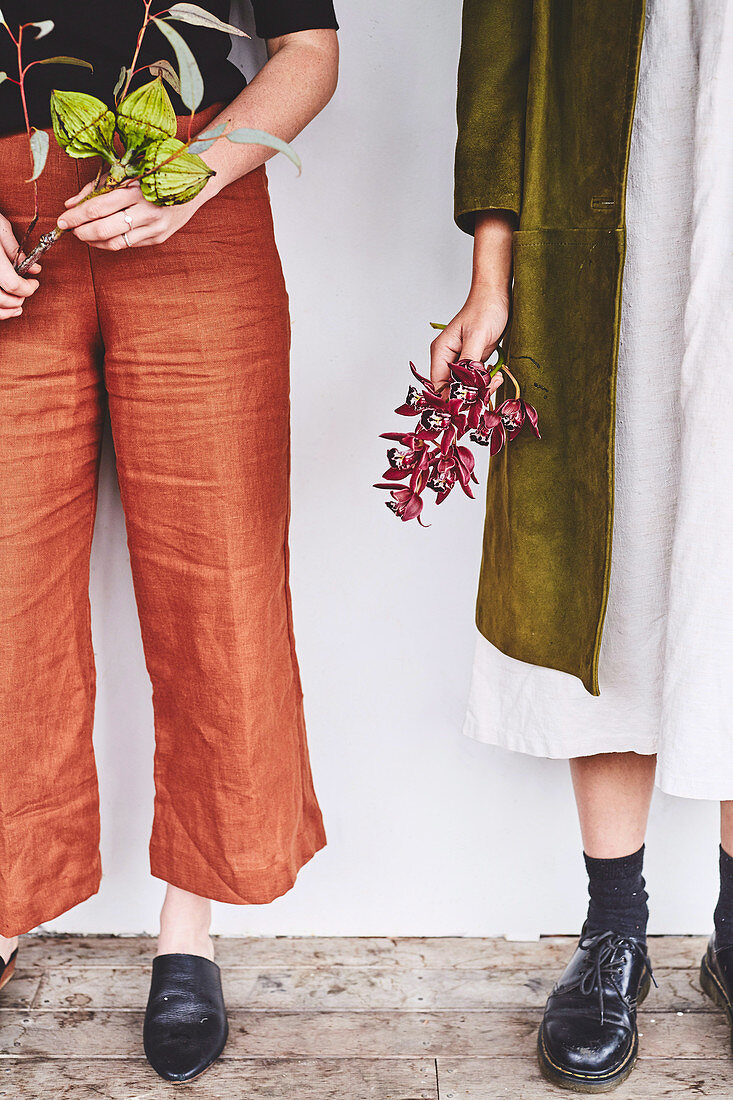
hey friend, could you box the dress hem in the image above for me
[462,712,659,762]
[463,715,731,802]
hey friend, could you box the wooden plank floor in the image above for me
[0,935,728,1098]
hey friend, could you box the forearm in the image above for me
[198,29,339,200]
[471,210,515,298]
[430,211,515,380]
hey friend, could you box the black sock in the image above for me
[584,845,649,941]
[714,846,733,949]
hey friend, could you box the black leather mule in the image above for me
[0,948,17,994]
[143,953,228,1082]
[538,929,655,1092]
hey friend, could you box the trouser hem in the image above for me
[0,860,102,938]
[149,827,327,906]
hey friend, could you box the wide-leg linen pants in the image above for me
[0,108,326,937]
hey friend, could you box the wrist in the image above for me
[468,277,511,304]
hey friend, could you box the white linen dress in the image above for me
[463,0,733,800]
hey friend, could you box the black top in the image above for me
[0,1,338,136]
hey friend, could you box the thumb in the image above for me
[0,217,21,264]
[430,325,463,391]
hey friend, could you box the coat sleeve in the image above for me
[454,0,533,234]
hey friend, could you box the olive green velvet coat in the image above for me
[455,0,646,695]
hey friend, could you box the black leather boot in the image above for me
[537,929,655,1093]
[143,954,229,1082]
[700,935,733,1039]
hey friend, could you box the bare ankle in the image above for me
[157,885,213,961]
[0,935,18,964]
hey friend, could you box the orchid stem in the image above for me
[499,363,520,399]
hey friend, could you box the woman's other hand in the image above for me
[0,215,41,319]
[430,210,515,393]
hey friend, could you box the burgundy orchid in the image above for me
[395,386,427,415]
[496,397,541,440]
[373,483,425,522]
[470,409,506,455]
[375,348,541,523]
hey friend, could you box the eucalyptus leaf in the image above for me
[37,56,94,71]
[28,129,49,181]
[166,3,247,37]
[187,137,216,153]
[30,20,54,39]
[187,120,226,152]
[195,122,227,140]
[148,59,181,96]
[152,17,203,112]
[226,127,301,173]
[113,66,128,100]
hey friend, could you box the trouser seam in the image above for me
[76,159,106,357]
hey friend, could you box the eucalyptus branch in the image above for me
[116,0,157,104]
[2,22,41,255]
[15,177,133,275]
[4,1,298,279]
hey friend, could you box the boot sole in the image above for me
[700,953,733,1040]
[536,974,651,1093]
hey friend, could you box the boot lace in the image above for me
[561,930,656,1025]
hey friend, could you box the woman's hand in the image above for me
[57,181,201,251]
[430,209,515,393]
[56,27,338,256]
[430,286,510,393]
[0,215,41,319]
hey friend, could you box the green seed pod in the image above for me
[117,77,177,153]
[50,90,116,160]
[140,138,215,205]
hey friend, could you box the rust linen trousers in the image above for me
[0,108,326,937]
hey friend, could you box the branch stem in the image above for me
[14,178,133,275]
[118,0,156,103]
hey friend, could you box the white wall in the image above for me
[46,1,720,939]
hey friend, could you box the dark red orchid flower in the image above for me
[373,483,425,522]
[496,397,541,441]
[395,385,427,416]
[470,409,506,455]
[376,351,540,522]
[430,444,476,503]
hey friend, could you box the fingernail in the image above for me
[57,218,69,230]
